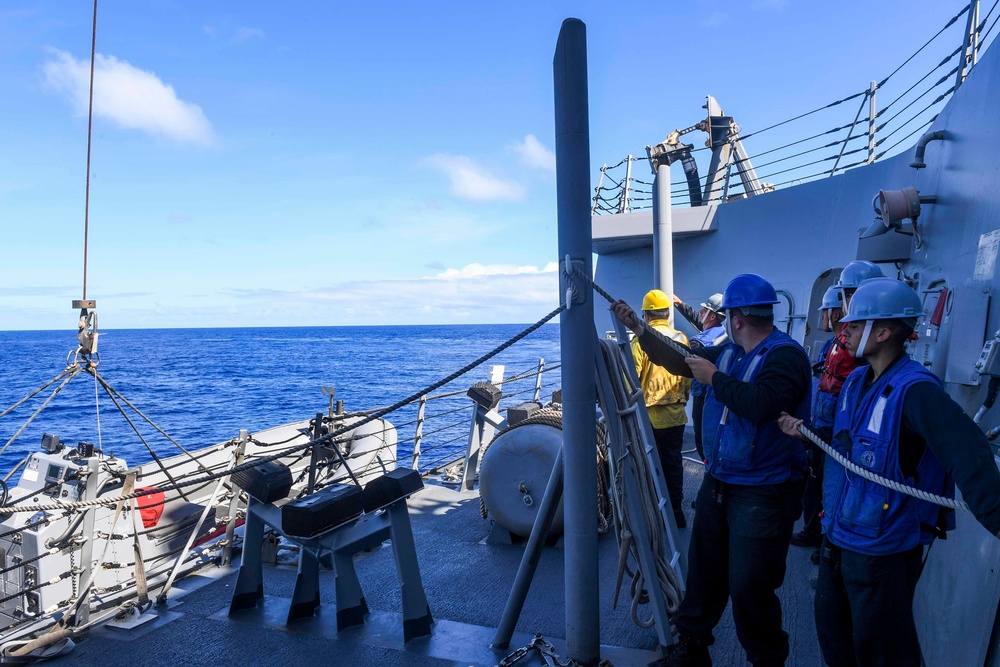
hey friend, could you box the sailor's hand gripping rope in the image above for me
[561,261,696,362]
[777,413,970,512]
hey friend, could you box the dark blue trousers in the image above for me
[676,474,803,666]
[815,542,923,667]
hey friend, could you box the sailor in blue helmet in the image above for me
[673,292,728,461]
[778,278,1000,667]
[792,264,883,553]
[835,260,883,317]
[613,273,812,667]
[792,285,848,556]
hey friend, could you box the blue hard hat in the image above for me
[840,278,922,325]
[818,286,842,311]
[837,261,884,290]
[721,273,780,310]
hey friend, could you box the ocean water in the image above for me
[0,324,561,473]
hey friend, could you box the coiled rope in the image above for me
[597,338,683,627]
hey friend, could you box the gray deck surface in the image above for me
[44,433,823,667]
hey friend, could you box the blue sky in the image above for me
[0,0,980,329]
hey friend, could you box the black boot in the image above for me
[790,529,821,548]
[649,633,711,667]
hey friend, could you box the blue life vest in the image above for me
[691,325,728,398]
[823,357,952,556]
[701,329,810,484]
[811,338,837,430]
[812,390,837,430]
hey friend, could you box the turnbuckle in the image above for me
[69,299,100,368]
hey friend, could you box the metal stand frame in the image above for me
[229,495,432,642]
[462,403,503,491]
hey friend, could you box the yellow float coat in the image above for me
[631,319,691,429]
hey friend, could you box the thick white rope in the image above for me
[798,424,969,512]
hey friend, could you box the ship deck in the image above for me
[45,436,823,667]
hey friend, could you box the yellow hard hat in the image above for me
[642,289,672,311]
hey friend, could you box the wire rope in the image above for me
[0,368,74,420]
[81,0,99,300]
[876,3,969,88]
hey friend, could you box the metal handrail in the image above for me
[594,1,989,212]
[399,358,561,473]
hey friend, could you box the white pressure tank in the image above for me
[479,410,566,538]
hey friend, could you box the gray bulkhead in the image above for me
[593,29,1000,667]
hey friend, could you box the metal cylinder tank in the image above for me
[479,412,565,538]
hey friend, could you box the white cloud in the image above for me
[699,11,728,28]
[226,261,560,322]
[42,49,216,147]
[232,27,265,43]
[435,262,559,279]
[511,134,555,172]
[421,154,525,201]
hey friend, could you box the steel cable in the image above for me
[0,368,74,421]
[977,2,1000,48]
[0,367,82,460]
[876,68,959,133]
[92,372,213,475]
[879,47,963,115]
[739,90,869,142]
[876,3,969,88]
[875,117,938,161]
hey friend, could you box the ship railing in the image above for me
[593,0,1000,212]
[347,358,561,477]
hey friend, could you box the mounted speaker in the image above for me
[880,187,921,225]
[861,187,922,239]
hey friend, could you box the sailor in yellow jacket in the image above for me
[632,289,693,528]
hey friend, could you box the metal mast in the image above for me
[553,18,600,666]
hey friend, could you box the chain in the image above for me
[70,548,78,600]
[496,640,533,667]
[495,633,614,667]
